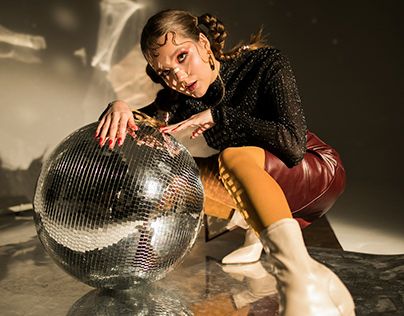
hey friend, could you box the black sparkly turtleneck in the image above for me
[140,47,307,168]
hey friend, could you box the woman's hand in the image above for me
[95,100,138,149]
[159,109,215,139]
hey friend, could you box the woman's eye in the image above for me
[177,52,187,63]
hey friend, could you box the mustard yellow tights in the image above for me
[218,146,292,232]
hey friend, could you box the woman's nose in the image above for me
[173,67,188,81]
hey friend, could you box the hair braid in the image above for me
[141,9,269,68]
[197,13,268,61]
[197,14,228,60]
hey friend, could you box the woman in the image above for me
[96,9,355,316]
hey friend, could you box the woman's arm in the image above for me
[95,90,171,149]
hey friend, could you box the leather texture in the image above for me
[264,130,346,228]
[196,130,346,229]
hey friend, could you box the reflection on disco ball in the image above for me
[33,121,204,289]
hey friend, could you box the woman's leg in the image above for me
[218,146,292,232]
[218,146,290,264]
[218,146,355,316]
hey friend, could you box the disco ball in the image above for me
[33,121,204,289]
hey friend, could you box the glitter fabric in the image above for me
[33,121,204,289]
[141,47,307,168]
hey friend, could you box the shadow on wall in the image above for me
[0,156,43,209]
[0,0,160,208]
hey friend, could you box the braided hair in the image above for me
[140,9,268,116]
[196,13,267,61]
[140,9,268,66]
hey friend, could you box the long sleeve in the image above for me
[138,102,158,117]
[210,52,307,167]
[136,88,184,123]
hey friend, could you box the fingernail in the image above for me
[99,137,103,145]
[117,137,122,146]
[109,139,113,146]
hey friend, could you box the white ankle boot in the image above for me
[259,218,355,316]
[222,227,264,264]
[221,261,277,309]
[225,210,249,230]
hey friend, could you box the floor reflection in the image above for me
[2,209,404,314]
[221,261,278,310]
[67,258,280,316]
[0,212,282,315]
[67,286,193,316]
[189,259,279,315]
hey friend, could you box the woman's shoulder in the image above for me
[241,47,295,77]
[220,47,292,83]
[245,46,290,66]
[249,46,280,56]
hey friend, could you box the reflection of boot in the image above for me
[222,262,277,309]
[222,260,269,279]
[260,218,355,316]
[222,228,264,264]
[223,210,263,265]
[225,210,249,230]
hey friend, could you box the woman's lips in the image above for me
[186,81,197,92]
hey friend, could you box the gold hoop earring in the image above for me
[208,51,215,71]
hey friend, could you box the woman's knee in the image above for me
[219,146,265,172]
[218,147,244,172]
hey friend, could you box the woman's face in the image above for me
[149,32,217,98]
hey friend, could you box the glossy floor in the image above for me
[2,211,403,315]
[0,211,335,316]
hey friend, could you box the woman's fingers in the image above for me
[95,117,105,138]
[161,121,212,138]
[107,112,121,149]
[102,114,139,149]
[191,124,209,139]
[96,100,139,149]
[191,122,215,138]
[172,121,190,133]
[159,122,182,134]
[116,114,137,146]
[191,128,202,139]
[127,115,139,131]
[116,120,126,146]
[98,115,111,147]
[160,118,193,134]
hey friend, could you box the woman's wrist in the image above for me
[98,100,130,121]
[210,106,221,124]
[98,102,113,121]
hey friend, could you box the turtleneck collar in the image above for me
[197,59,229,106]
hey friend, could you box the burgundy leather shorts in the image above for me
[264,131,346,228]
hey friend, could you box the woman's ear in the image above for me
[198,33,211,50]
